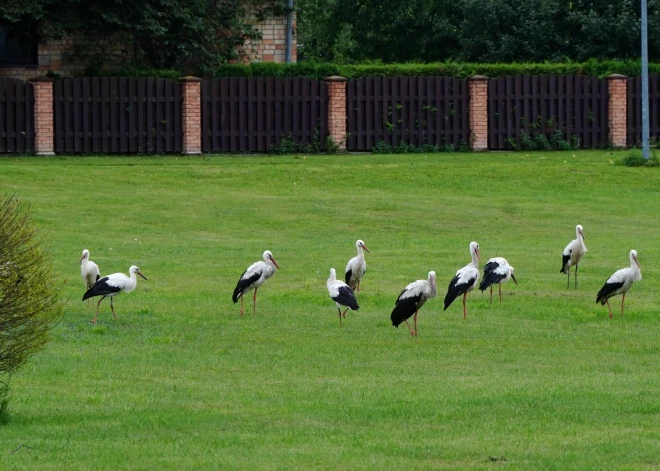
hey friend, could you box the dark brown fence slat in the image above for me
[627,75,660,146]
[488,75,608,150]
[201,78,328,153]
[53,77,181,154]
[345,76,469,151]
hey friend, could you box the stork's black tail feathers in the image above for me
[444,276,466,311]
[479,271,498,292]
[390,296,417,328]
[596,282,624,305]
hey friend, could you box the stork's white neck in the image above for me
[470,250,479,267]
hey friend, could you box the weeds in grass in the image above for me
[617,150,660,167]
[372,140,469,154]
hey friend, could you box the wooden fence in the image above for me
[202,78,328,152]
[0,78,34,153]
[488,76,609,150]
[54,78,182,153]
[627,75,660,146]
[346,77,469,151]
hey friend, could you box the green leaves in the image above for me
[0,196,63,418]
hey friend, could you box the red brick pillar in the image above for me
[468,75,489,151]
[181,77,202,155]
[607,74,628,149]
[324,76,348,150]
[30,77,55,155]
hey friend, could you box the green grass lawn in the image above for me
[1,150,659,470]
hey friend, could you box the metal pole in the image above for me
[285,0,294,64]
[641,0,650,160]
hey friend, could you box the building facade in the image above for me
[0,6,295,80]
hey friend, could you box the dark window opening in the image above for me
[0,21,38,67]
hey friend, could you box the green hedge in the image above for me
[214,60,660,79]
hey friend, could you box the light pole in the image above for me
[641,0,650,160]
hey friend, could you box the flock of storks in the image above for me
[79,225,642,333]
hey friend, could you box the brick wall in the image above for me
[0,9,294,80]
[243,1,296,63]
[325,76,348,149]
[30,77,55,155]
[468,76,489,151]
[182,78,202,154]
[607,74,627,148]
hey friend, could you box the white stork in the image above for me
[391,271,437,337]
[596,250,641,318]
[80,249,100,306]
[560,224,587,288]
[345,239,370,293]
[327,268,359,326]
[232,250,280,316]
[479,257,517,304]
[82,265,147,324]
[444,241,480,319]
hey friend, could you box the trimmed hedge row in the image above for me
[82,60,660,80]
[213,60,660,79]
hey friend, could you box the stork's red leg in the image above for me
[253,287,258,315]
[489,286,493,305]
[338,308,342,327]
[499,284,502,304]
[110,297,117,320]
[342,308,348,318]
[92,297,104,324]
[413,310,418,337]
[404,319,415,336]
[606,299,613,318]
[240,296,244,316]
[621,293,625,316]
[463,292,467,319]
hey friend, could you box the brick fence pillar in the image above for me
[181,77,202,154]
[468,75,489,151]
[324,76,348,150]
[607,74,628,149]
[30,77,55,155]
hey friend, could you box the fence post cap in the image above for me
[324,75,348,82]
[29,76,56,82]
[606,73,628,79]
[467,75,489,81]
[180,76,202,82]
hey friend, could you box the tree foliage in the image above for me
[297,0,660,64]
[0,0,272,75]
[0,196,62,422]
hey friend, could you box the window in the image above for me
[0,22,38,67]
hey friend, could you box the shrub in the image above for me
[213,60,660,80]
[617,151,660,167]
[0,196,63,422]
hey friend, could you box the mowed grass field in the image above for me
[1,151,659,470]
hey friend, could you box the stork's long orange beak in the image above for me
[511,274,518,285]
[271,257,280,269]
[362,244,371,254]
[138,271,147,280]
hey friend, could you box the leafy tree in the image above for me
[296,0,660,64]
[0,196,62,423]
[0,0,272,75]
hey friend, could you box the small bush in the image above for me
[0,196,63,422]
[214,64,253,77]
[617,151,660,167]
